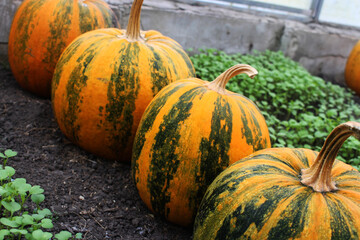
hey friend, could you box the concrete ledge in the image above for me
[2,0,360,86]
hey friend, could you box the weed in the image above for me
[0,150,82,240]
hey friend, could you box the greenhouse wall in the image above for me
[1,0,360,86]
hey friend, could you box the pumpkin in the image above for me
[8,0,120,98]
[194,121,360,240]
[345,40,360,95]
[132,64,271,227]
[51,0,195,161]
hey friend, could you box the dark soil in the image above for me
[0,63,192,239]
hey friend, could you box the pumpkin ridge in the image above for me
[45,0,73,68]
[147,87,207,218]
[14,0,46,53]
[247,108,265,151]
[62,40,106,142]
[194,96,233,210]
[105,42,140,153]
[146,45,172,96]
[173,48,196,76]
[325,196,355,239]
[265,190,311,239]
[236,100,259,149]
[242,153,301,175]
[132,82,187,173]
[145,40,195,77]
[93,1,119,28]
[213,185,298,240]
[160,43,196,76]
[51,38,84,93]
[195,165,300,232]
[78,2,94,33]
[246,163,299,180]
[10,0,47,86]
[292,148,314,167]
[335,170,360,183]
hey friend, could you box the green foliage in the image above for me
[190,49,360,170]
[0,150,82,240]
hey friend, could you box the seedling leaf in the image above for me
[31,194,45,204]
[4,150,17,158]
[30,185,44,195]
[41,219,53,229]
[0,217,20,228]
[10,229,28,234]
[32,229,53,240]
[1,200,21,213]
[55,231,72,240]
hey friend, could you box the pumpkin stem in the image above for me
[205,64,258,94]
[126,0,143,40]
[300,121,360,192]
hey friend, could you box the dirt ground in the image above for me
[0,63,192,239]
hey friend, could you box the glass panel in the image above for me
[247,0,313,10]
[319,0,360,28]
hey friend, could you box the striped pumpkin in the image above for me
[194,121,360,240]
[8,0,120,97]
[132,64,271,226]
[51,0,195,161]
[345,40,360,95]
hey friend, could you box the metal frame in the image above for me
[191,0,324,22]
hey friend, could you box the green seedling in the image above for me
[190,49,360,170]
[0,150,82,240]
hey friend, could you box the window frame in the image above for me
[187,0,324,22]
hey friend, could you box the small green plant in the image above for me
[189,49,360,170]
[0,150,82,240]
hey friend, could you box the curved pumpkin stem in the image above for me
[126,0,143,40]
[205,64,258,94]
[301,121,360,192]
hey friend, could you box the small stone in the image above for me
[132,218,140,226]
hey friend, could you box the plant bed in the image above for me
[0,63,192,239]
[190,49,360,170]
[1,48,360,239]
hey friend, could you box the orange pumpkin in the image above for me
[51,0,195,161]
[345,40,360,95]
[132,64,271,226]
[8,0,120,97]
[194,121,360,239]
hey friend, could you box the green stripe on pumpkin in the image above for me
[52,37,86,92]
[168,46,196,76]
[148,46,172,96]
[14,0,46,52]
[132,82,188,177]
[45,0,73,67]
[194,96,233,209]
[267,190,311,239]
[90,1,119,27]
[148,87,206,217]
[214,185,298,240]
[326,196,357,239]
[105,42,140,154]
[78,2,95,33]
[241,153,300,174]
[292,149,314,167]
[236,99,265,152]
[195,163,298,230]
[63,40,104,141]
[12,0,47,83]
[335,169,360,183]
